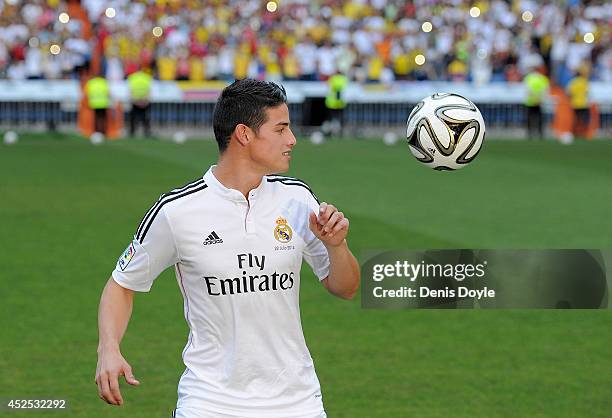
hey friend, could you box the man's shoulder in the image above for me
[147,177,211,213]
[135,177,209,242]
[265,174,320,204]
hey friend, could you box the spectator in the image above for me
[567,64,591,138]
[1,0,609,85]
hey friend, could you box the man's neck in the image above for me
[213,155,265,199]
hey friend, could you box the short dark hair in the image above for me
[213,79,287,153]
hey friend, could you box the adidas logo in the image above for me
[203,231,223,245]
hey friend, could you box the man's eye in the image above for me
[278,129,285,134]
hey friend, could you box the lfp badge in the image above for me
[274,217,293,243]
[118,242,136,271]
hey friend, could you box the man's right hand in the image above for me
[95,347,140,406]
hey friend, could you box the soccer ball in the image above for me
[383,131,398,146]
[309,131,324,145]
[173,131,187,144]
[406,93,485,170]
[559,132,574,145]
[89,132,105,145]
[3,131,18,145]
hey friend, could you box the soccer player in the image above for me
[95,79,360,418]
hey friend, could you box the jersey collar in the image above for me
[203,165,266,202]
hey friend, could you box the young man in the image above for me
[95,79,360,418]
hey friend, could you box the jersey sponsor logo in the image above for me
[203,253,295,296]
[204,271,295,296]
[203,231,223,245]
[273,217,293,243]
[118,242,136,271]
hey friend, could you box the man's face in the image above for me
[249,104,297,174]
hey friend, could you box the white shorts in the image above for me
[172,408,327,418]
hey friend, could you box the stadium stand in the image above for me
[0,0,91,80]
[0,0,610,138]
[1,0,609,85]
[85,0,610,85]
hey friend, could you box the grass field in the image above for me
[1,133,611,418]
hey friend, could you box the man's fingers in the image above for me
[318,202,327,223]
[322,211,344,234]
[309,211,323,235]
[96,375,104,400]
[311,204,348,240]
[96,353,137,405]
[99,373,117,405]
[109,373,124,405]
[122,365,140,386]
[318,202,336,225]
[329,218,349,237]
[309,211,319,229]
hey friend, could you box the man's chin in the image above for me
[259,159,290,175]
[271,163,290,174]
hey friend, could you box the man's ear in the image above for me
[234,124,252,147]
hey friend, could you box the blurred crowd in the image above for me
[0,0,91,79]
[0,0,610,85]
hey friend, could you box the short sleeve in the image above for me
[112,206,178,292]
[302,192,330,281]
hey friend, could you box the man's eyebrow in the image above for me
[275,122,290,127]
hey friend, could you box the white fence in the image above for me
[1,80,611,104]
[0,80,610,135]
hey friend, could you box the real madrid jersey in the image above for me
[112,166,330,417]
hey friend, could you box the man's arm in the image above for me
[95,277,140,406]
[322,240,360,299]
[309,202,360,299]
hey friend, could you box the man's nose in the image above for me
[288,129,297,146]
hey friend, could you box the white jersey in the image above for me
[112,166,330,417]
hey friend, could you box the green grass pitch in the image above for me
[1,133,611,417]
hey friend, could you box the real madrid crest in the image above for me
[274,216,293,243]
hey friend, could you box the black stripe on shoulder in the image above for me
[267,174,302,181]
[135,178,204,239]
[266,177,320,204]
[266,174,312,187]
[137,183,208,242]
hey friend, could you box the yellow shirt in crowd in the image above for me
[567,76,589,109]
